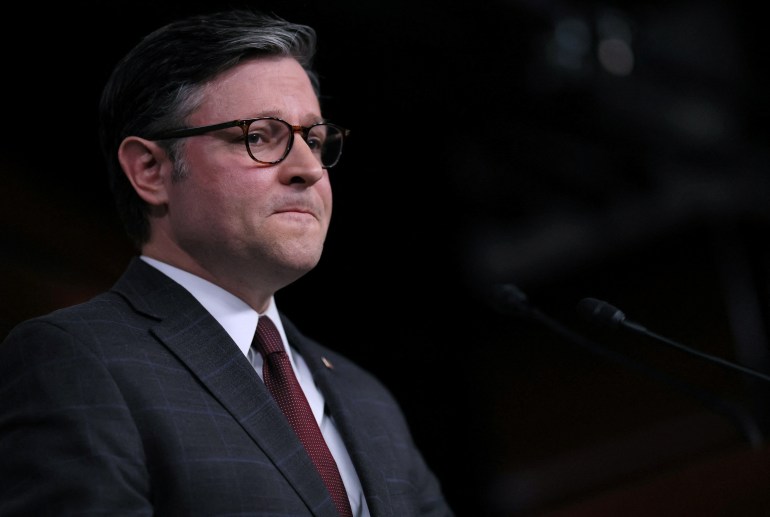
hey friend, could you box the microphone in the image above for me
[487,283,765,447]
[487,283,532,316]
[577,297,770,384]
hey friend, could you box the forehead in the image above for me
[195,56,320,120]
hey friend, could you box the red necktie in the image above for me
[252,316,353,517]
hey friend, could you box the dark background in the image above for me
[3,1,770,515]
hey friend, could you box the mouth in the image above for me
[273,206,319,221]
[270,195,324,222]
[276,206,314,215]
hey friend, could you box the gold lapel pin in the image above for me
[321,357,334,370]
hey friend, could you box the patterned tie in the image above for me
[252,316,353,517]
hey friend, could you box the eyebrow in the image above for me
[245,110,326,125]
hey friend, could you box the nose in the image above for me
[278,131,325,185]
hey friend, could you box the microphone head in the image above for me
[576,297,626,329]
[487,283,531,315]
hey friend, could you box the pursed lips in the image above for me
[272,205,320,221]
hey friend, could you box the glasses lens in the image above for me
[245,119,292,163]
[309,124,345,168]
[245,119,346,167]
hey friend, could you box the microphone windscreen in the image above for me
[576,298,626,328]
[487,283,531,315]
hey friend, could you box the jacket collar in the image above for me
[111,257,340,516]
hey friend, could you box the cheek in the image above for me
[320,178,333,214]
[180,151,261,209]
[169,169,248,229]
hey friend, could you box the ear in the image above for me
[118,136,173,206]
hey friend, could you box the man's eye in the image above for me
[246,132,268,146]
[305,135,324,151]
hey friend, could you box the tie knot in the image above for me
[253,316,285,356]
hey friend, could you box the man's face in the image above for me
[154,56,332,298]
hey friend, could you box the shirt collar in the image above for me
[140,256,288,358]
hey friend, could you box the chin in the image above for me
[280,246,324,272]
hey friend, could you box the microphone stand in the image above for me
[577,297,770,384]
[489,284,765,448]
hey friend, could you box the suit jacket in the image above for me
[0,258,452,516]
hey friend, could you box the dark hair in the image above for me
[98,9,320,248]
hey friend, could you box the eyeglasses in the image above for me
[147,117,350,169]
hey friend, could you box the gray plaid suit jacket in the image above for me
[0,258,451,516]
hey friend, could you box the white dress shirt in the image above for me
[141,256,370,516]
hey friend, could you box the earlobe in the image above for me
[118,136,171,206]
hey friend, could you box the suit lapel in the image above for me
[283,317,395,517]
[112,258,337,517]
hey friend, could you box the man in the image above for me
[0,9,452,516]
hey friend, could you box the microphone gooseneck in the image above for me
[577,297,770,384]
[487,284,764,447]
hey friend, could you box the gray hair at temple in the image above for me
[98,9,320,248]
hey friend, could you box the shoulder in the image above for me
[0,291,139,366]
[4,290,126,334]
